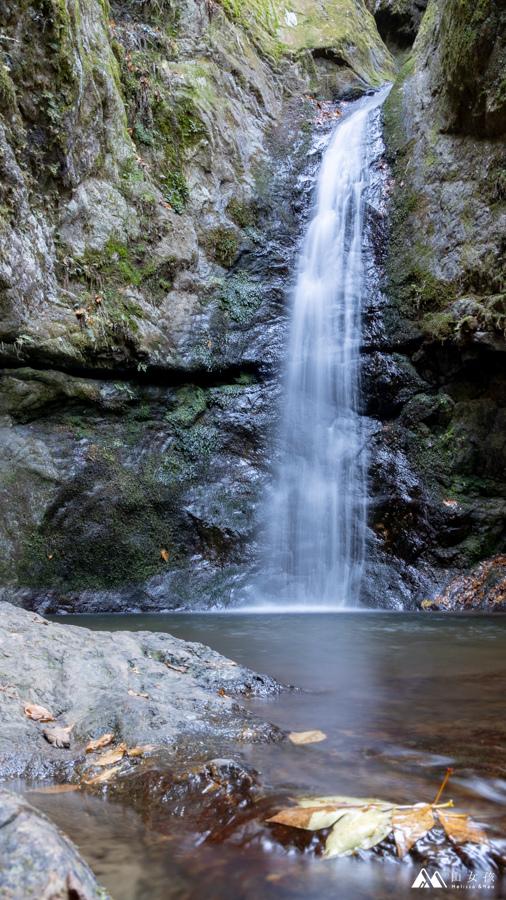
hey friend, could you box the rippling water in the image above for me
[18,612,506,899]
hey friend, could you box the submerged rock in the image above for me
[0,788,111,900]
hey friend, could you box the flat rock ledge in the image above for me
[0,788,110,900]
[0,602,284,780]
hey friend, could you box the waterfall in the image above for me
[259,89,389,610]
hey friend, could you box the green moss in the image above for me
[227,199,256,230]
[206,228,239,268]
[219,273,262,323]
[423,311,455,342]
[164,385,207,430]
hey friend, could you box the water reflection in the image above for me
[25,612,506,898]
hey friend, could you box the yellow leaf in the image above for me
[86,733,115,753]
[94,745,127,767]
[298,795,391,809]
[85,766,121,785]
[161,547,169,562]
[393,803,435,857]
[29,783,81,794]
[289,730,326,744]
[126,744,157,757]
[324,806,393,859]
[24,702,55,722]
[267,805,348,831]
[436,810,489,845]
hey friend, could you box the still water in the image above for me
[20,612,506,899]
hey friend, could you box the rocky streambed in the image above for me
[0,602,287,897]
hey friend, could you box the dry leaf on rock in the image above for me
[126,744,157,757]
[289,730,326,744]
[86,733,114,752]
[268,806,348,831]
[94,744,127,767]
[436,810,489,845]
[29,783,81,794]
[393,803,435,857]
[43,724,74,749]
[24,702,55,722]
[128,689,149,699]
[85,766,121,785]
[323,806,394,859]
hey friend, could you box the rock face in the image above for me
[365,0,428,49]
[432,555,506,611]
[0,788,111,900]
[367,0,506,605]
[0,0,393,610]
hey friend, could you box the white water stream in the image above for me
[260,89,388,609]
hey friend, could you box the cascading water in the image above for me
[259,88,389,609]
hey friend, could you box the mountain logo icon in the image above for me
[411,868,448,888]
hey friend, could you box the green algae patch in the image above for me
[274,0,395,85]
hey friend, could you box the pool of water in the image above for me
[18,612,506,899]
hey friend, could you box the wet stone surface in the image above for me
[0,602,285,783]
[0,788,111,900]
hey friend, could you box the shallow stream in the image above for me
[15,612,506,899]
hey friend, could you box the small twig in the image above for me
[0,685,24,701]
[163,662,189,674]
[434,767,454,806]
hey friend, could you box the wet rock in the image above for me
[0,602,284,780]
[0,788,110,900]
[433,555,506,611]
[365,0,428,49]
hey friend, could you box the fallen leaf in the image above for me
[126,744,157,757]
[298,795,390,809]
[132,666,140,674]
[43,724,74,749]
[86,733,114,752]
[28,783,81,794]
[161,547,169,562]
[94,744,127,766]
[324,806,394,859]
[436,810,489,845]
[128,690,149,699]
[289,730,326,744]
[24,702,55,722]
[74,308,86,318]
[85,766,121,785]
[393,803,435,857]
[268,805,348,831]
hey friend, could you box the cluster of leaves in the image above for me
[267,771,489,859]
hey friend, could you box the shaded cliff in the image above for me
[367,0,506,607]
[0,0,393,610]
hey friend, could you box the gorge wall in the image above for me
[0,0,393,611]
[366,0,506,607]
[0,0,504,611]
